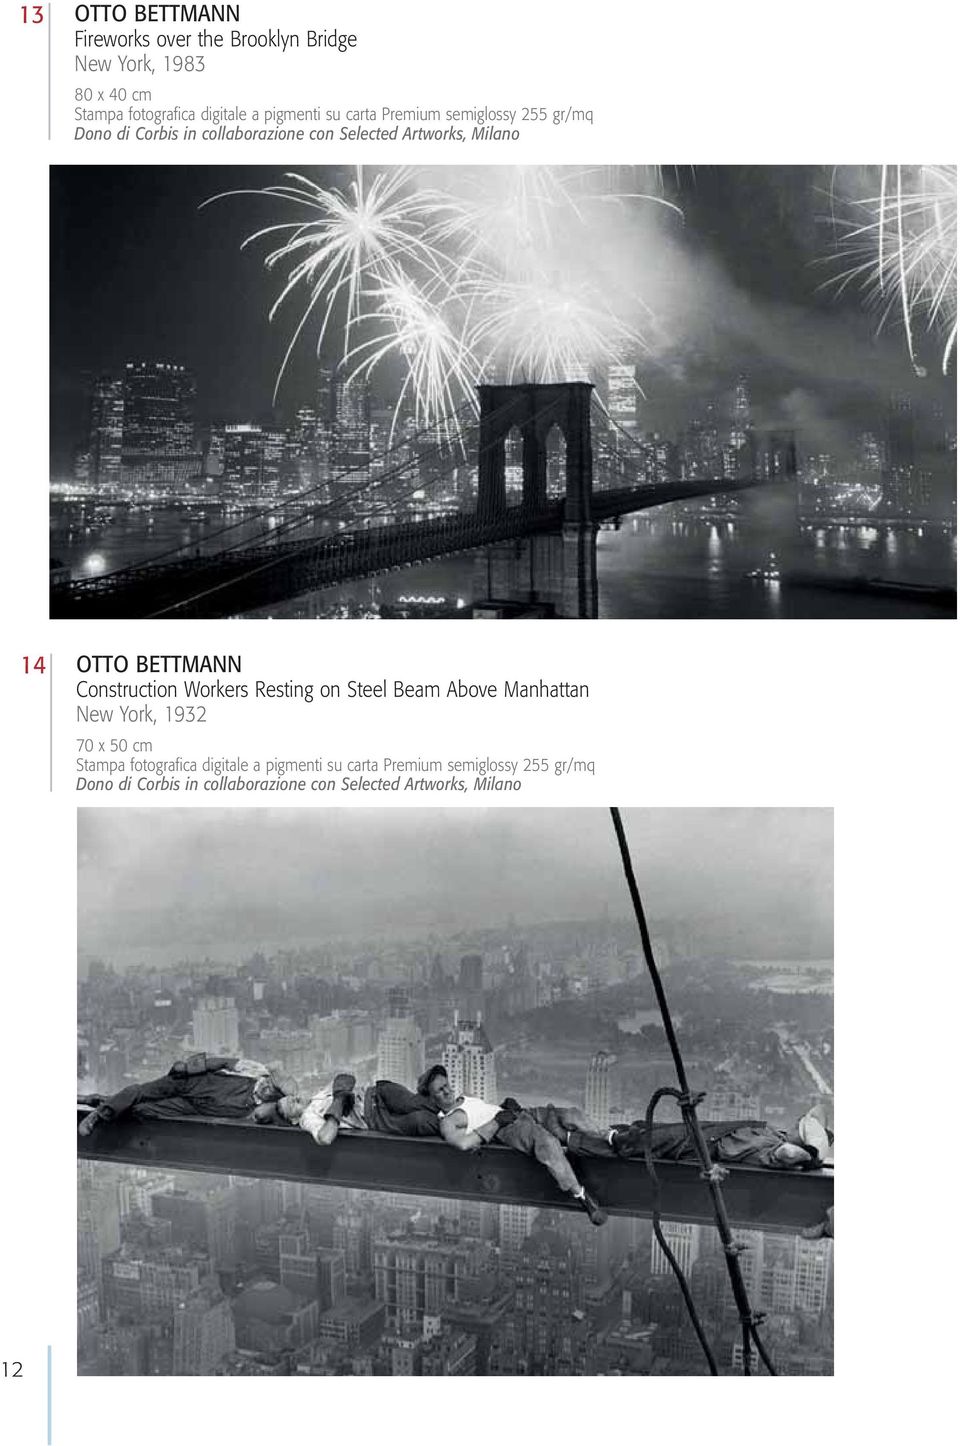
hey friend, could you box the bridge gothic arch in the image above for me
[476,381,594,523]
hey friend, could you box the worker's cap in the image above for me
[797,1108,833,1164]
[417,1064,448,1096]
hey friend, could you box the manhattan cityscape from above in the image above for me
[51,164,955,619]
[77,809,834,1375]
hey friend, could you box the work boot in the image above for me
[576,1188,608,1226]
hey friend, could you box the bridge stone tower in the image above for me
[473,382,599,618]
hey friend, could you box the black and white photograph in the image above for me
[51,164,956,620]
[78,807,834,1376]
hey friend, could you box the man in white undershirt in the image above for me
[421,1066,610,1226]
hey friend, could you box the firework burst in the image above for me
[209,165,681,428]
[467,268,648,384]
[428,165,683,279]
[202,166,453,399]
[830,164,957,375]
[344,274,480,446]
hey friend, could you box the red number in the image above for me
[22,656,46,674]
[21,5,45,22]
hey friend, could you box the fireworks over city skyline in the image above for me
[50,165,957,476]
[199,162,957,442]
[202,165,674,436]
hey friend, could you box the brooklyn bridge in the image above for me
[51,383,795,620]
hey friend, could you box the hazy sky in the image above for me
[77,808,833,966]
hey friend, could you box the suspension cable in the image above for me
[147,393,565,617]
[73,399,477,587]
[609,806,778,1376]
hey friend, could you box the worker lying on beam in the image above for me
[575,1103,834,1172]
[78,1053,299,1136]
[280,1067,615,1226]
[425,1067,614,1226]
[276,1072,443,1142]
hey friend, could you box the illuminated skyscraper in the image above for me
[87,376,124,491]
[121,361,200,489]
[222,424,284,501]
[607,361,640,438]
[332,376,371,481]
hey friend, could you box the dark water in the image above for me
[51,499,956,619]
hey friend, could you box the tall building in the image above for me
[490,1226,587,1375]
[333,1206,372,1278]
[315,1247,347,1311]
[584,1050,616,1127]
[795,1237,832,1315]
[173,1286,235,1375]
[332,376,371,484]
[373,1232,495,1335]
[607,361,640,438]
[283,406,332,503]
[78,1173,121,1280]
[376,990,423,1090]
[441,1015,498,1103]
[87,376,124,491]
[498,1205,538,1265]
[222,423,284,501]
[887,395,916,470]
[759,1232,799,1313]
[120,361,200,489]
[151,1186,238,1269]
[192,997,239,1055]
[457,954,485,1020]
[651,1221,701,1278]
[726,373,756,479]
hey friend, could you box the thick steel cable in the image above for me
[609,807,778,1376]
[642,1085,719,1374]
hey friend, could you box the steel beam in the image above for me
[77,1112,832,1232]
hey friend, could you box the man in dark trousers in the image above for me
[577,1104,833,1172]
[77,1053,297,1135]
[280,1070,444,1145]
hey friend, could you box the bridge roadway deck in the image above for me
[77,1111,833,1232]
[52,478,767,619]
